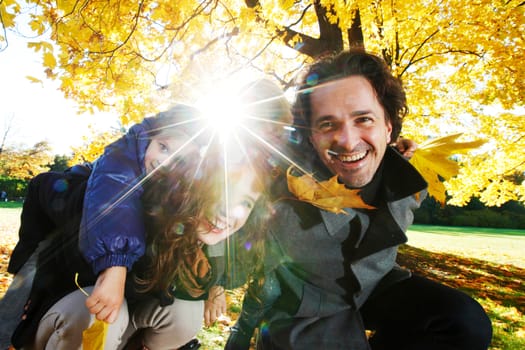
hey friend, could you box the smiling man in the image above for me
[308,75,393,189]
[226,50,492,350]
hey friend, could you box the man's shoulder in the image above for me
[265,199,323,243]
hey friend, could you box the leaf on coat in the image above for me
[409,133,486,205]
[286,167,374,214]
[82,319,108,350]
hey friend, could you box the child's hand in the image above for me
[85,266,127,323]
[204,285,226,326]
[393,137,418,159]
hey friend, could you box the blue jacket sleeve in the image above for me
[79,117,156,275]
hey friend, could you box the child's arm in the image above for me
[85,266,127,323]
[204,285,227,326]
[392,136,418,159]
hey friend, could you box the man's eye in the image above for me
[356,116,373,124]
[317,121,333,131]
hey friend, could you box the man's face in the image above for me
[309,76,392,188]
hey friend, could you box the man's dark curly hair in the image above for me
[291,49,408,150]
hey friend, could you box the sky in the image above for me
[0,34,118,155]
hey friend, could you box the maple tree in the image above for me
[0,0,523,205]
[0,141,53,179]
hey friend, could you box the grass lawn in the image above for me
[407,224,525,268]
[1,207,523,349]
[0,201,23,209]
[400,225,525,350]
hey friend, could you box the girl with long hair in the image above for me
[6,78,292,349]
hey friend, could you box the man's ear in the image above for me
[386,120,393,144]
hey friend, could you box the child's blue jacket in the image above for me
[79,116,156,275]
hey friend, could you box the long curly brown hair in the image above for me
[133,79,292,299]
[136,154,220,298]
[136,148,277,299]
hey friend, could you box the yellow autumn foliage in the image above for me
[0,141,54,180]
[70,129,124,164]
[0,0,523,205]
[287,167,374,214]
[409,134,486,205]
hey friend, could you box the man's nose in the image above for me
[335,122,359,150]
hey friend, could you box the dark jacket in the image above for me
[229,147,427,350]
[9,170,95,348]
[7,164,91,274]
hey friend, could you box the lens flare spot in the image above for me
[306,73,319,86]
[53,179,69,192]
[260,322,270,337]
[175,223,185,235]
[196,90,246,143]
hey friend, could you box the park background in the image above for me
[1,0,524,349]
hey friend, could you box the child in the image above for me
[7,78,293,349]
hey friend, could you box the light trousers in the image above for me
[27,287,204,350]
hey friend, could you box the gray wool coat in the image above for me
[241,147,428,350]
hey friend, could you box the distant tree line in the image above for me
[0,154,70,199]
[414,196,525,229]
[1,150,524,229]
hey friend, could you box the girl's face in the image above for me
[197,168,262,246]
[144,130,199,174]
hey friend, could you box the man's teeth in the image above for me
[329,150,367,162]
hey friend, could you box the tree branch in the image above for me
[275,1,342,58]
[347,8,364,49]
[190,27,240,60]
[133,0,215,62]
[84,0,145,55]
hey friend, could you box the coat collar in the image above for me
[380,147,427,202]
[320,208,356,236]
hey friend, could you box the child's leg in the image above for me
[124,298,204,350]
[0,249,39,349]
[29,287,129,350]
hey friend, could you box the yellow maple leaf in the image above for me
[409,133,486,205]
[74,273,108,350]
[82,319,108,350]
[286,167,374,214]
[43,51,57,70]
[25,76,43,85]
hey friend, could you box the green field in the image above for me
[410,224,525,237]
[0,201,23,209]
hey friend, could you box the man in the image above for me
[225,50,492,349]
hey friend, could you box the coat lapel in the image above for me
[320,208,355,238]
